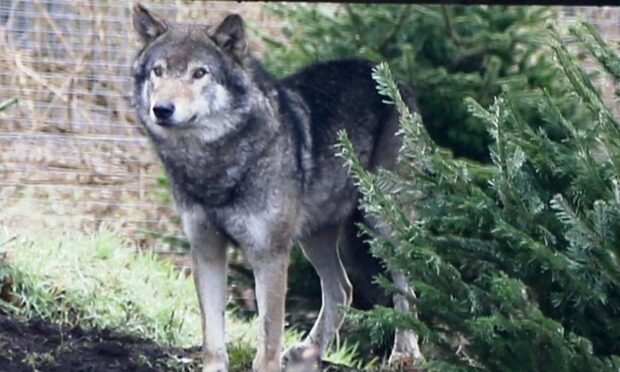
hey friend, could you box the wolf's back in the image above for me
[280,59,392,161]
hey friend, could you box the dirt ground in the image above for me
[0,312,352,372]
[0,312,202,372]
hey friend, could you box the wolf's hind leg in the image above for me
[388,271,424,368]
[182,208,229,372]
[363,215,424,368]
[283,225,353,371]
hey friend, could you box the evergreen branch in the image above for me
[337,131,411,236]
[548,23,620,130]
[465,97,495,125]
[374,275,419,305]
[431,236,504,268]
[372,62,437,168]
[551,194,601,249]
[553,196,620,288]
[492,220,598,304]
[441,5,463,46]
[467,96,508,178]
[344,4,366,50]
[541,89,577,138]
[372,64,418,123]
[570,22,620,80]
[467,96,526,218]
[378,5,413,56]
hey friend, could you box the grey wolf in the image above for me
[131,4,423,371]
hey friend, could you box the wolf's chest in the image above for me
[161,148,250,207]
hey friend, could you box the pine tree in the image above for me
[337,21,620,371]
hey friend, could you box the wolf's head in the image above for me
[132,4,257,141]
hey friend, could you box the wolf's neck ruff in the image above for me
[157,110,282,207]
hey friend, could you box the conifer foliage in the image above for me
[338,22,620,371]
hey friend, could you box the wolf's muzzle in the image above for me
[153,101,175,121]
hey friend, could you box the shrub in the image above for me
[338,21,620,370]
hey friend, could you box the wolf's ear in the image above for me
[209,14,247,61]
[133,3,167,43]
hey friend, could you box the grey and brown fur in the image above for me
[131,4,423,371]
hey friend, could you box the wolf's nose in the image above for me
[153,101,175,120]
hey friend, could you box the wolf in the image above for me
[131,4,423,371]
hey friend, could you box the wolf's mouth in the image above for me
[156,118,175,127]
[156,114,197,128]
[185,114,198,126]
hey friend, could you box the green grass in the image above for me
[0,226,364,369]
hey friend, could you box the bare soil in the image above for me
[0,312,201,372]
[0,312,353,372]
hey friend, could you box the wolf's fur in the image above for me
[131,4,422,371]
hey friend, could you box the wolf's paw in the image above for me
[282,344,321,372]
[388,351,423,371]
[202,362,227,372]
[252,359,282,372]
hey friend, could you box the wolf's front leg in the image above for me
[182,208,229,372]
[192,240,228,372]
[246,247,291,372]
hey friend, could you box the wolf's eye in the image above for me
[152,66,163,77]
[193,68,207,79]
